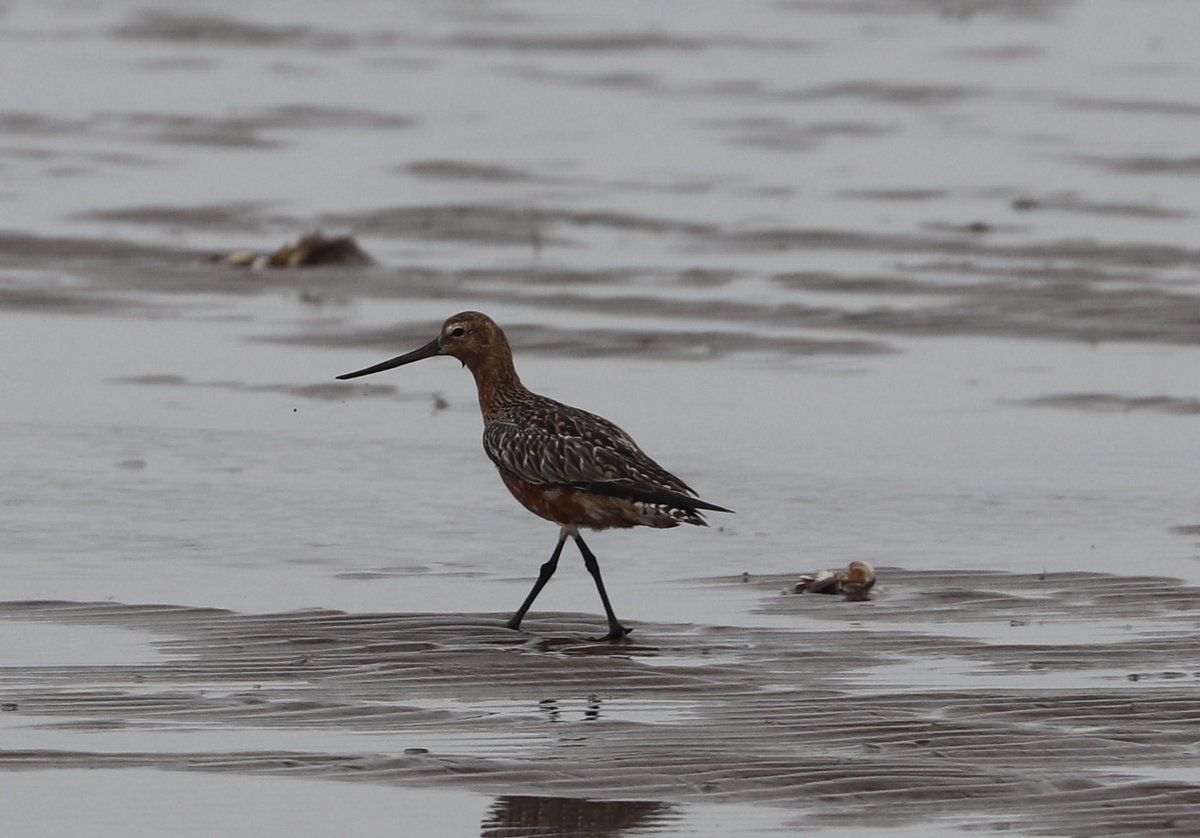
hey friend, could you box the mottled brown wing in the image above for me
[482,402,728,513]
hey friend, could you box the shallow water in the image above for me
[1,583,1198,836]
[3,0,1200,835]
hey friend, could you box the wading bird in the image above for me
[336,311,731,641]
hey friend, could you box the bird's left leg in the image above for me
[505,527,568,631]
[573,532,630,641]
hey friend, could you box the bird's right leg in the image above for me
[505,527,568,630]
[573,532,630,642]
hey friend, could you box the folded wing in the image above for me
[483,404,731,515]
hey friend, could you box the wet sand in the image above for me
[4,0,1200,835]
[3,567,1199,836]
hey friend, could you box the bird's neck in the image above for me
[467,349,526,422]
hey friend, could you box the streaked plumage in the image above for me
[337,311,731,640]
[483,397,719,528]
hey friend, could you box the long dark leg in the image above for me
[506,528,568,630]
[573,533,630,641]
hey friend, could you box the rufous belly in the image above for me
[498,473,679,530]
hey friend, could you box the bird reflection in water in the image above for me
[537,694,603,723]
[481,795,675,837]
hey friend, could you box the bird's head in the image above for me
[336,311,507,379]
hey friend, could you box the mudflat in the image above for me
[3,567,1199,835]
[3,0,1200,834]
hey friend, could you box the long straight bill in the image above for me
[336,338,441,380]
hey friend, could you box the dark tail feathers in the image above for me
[570,480,733,514]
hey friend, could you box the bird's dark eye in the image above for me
[450,326,466,338]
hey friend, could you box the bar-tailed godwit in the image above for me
[337,311,731,640]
